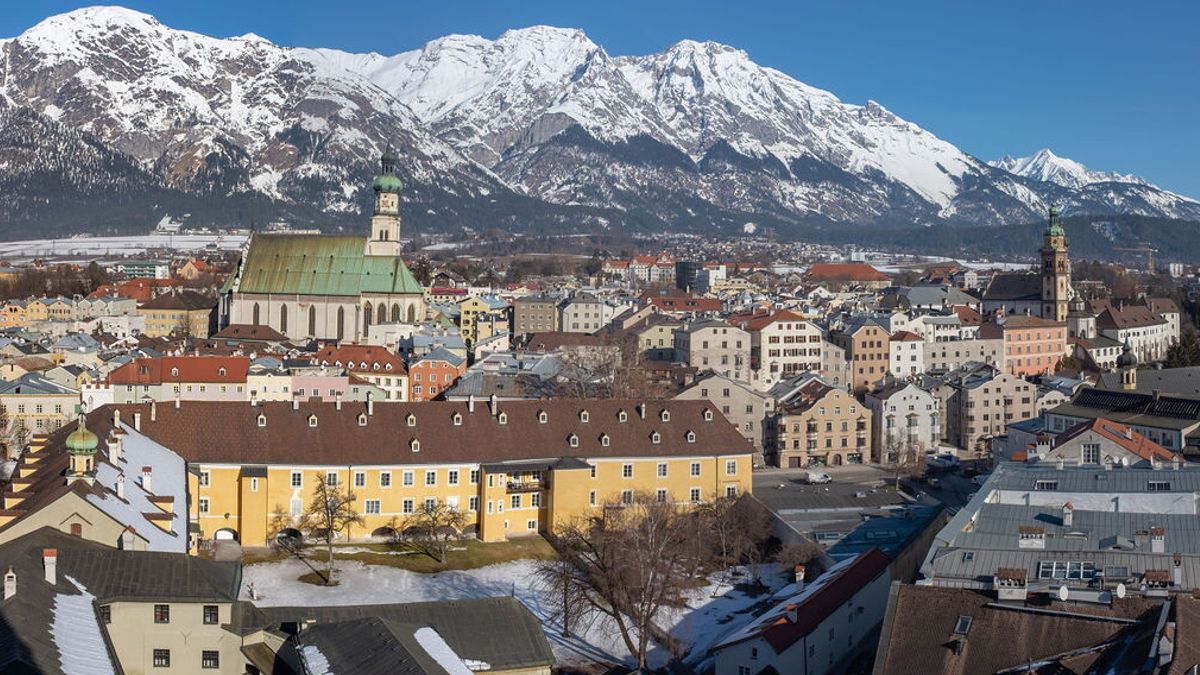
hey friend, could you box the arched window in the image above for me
[363,303,373,333]
[279,304,288,333]
[407,305,417,323]
[336,307,345,341]
[391,304,401,322]
[252,303,261,325]
[377,303,386,324]
[308,306,316,337]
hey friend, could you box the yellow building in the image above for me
[139,290,216,337]
[112,398,754,547]
[23,298,48,323]
[457,295,511,348]
[0,300,28,329]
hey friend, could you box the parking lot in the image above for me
[753,461,983,511]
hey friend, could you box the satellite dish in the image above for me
[1116,583,1127,599]
[1058,585,1070,602]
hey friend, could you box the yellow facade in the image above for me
[0,302,28,329]
[24,299,48,322]
[140,307,212,338]
[191,454,754,547]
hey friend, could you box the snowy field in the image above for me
[0,233,248,260]
[241,558,788,669]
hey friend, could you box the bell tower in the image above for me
[365,145,403,257]
[1040,206,1070,322]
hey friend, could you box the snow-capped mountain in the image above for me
[991,149,1146,189]
[0,7,1196,236]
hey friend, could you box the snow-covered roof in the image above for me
[52,576,117,675]
[86,424,188,553]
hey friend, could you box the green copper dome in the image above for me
[372,172,404,194]
[65,411,98,454]
[1046,206,1065,237]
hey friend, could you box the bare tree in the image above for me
[775,538,825,573]
[696,495,771,569]
[9,419,29,458]
[881,434,926,490]
[298,473,364,585]
[403,499,468,564]
[543,494,700,670]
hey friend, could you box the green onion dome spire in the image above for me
[65,407,98,454]
[373,144,404,194]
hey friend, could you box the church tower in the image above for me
[1040,206,1070,322]
[365,146,403,257]
[64,407,98,486]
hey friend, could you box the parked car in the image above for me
[803,470,832,485]
[971,473,991,486]
[927,453,961,470]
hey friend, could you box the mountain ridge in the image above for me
[0,6,1196,239]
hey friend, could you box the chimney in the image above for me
[367,392,374,416]
[292,397,299,411]
[1062,502,1073,528]
[112,408,121,428]
[3,568,14,599]
[335,391,342,412]
[467,394,475,414]
[1174,553,1183,587]
[638,403,646,419]
[489,394,498,416]
[43,549,56,585]
[150,400,156,423]
[116,474,125,500]
[133,412,141,432]
[250,392,258,407]
[1152,528,1166,553]
[174,395,180,410]
[793,563,807,590]
[141,466,153,494]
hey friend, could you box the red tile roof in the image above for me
[1059,418,1178,463]
[805,263,890,282]
[647,296,722,313]
[106,356,250,385]
[890,330,923,341]
[727,310,807,331]
[315,345,406,374]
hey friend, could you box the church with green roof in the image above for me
[221,149,426,342]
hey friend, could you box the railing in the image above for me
[507,480,543,492]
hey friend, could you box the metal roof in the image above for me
[237,234,422,297]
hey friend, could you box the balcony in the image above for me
[507,480,544,493]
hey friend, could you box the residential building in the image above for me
[731,310,822,390]
[80,399,754,547]
[711,549,892,675]
[979,314,1067,377]
[888,330,925,378]
[315,344,409,401]
[511,294,560,336]
[676,373,775,461]
[558,293,617,333]
[138,290,216,338]
[922,337,1004,372]
[1027,418,1179,468]
[941,363,1036,451]
[776,380,871,467]
[0,373,78,441]
[830,318,891,393]
[1093,300,1173,363]
[94,356,250,405]
[1046,386,1200,456]
[457,295,510,349]
[408,347,467,401]
[673,320,751,383]
[864,381,940,461]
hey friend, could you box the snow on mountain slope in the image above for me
[990,148,1147,190]
[0,6,501,214]
[1,7,1197,233]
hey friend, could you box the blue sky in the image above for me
[6,1,1199,196]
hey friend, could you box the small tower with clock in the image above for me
[365,145,403,257]
[1040,206,1070,322]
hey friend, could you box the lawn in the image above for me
[242,536,557,573]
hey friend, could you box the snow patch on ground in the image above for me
[241,558,786,669]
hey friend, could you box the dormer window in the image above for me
[170,367,179,377]
[579,410,590,423]
[385,363,393,371]
[256,414,266,428]
[410,439,421,453]
[538,410,548,424]
[498,412,508,425]
[568,434,579,448]
[452,412,463,426]
[218,367,226,377]
[357,413,367,426]
[650,432,661,445]
[685,430,696,443]
[308,414,318,428]
[660,410,671,422]
[406,414,416,427]
[600,433,610,447]
[618,410,628,423]
[703,408,714,422]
